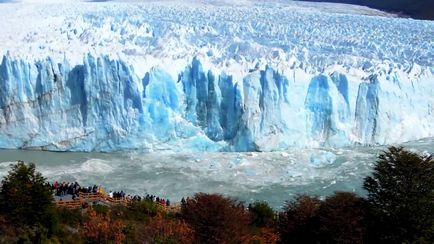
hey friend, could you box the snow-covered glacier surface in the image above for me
[0,0,433,152]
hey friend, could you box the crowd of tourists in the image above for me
[51,181,100,198]
[51,181,171,206]
[109,192,171,207]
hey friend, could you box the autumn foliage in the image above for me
[82,209,125,244]
[317,192,366,244]
[136,213,193,243]
[277,195,322,243]
[248,227,279,244]
[181,193,251,243]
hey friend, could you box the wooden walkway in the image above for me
[54,192,180,212]
[55,192,128,208]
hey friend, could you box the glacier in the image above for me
[0,0,433,152]
[1,54,433,152]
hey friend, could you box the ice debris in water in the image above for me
[309,151,337,168]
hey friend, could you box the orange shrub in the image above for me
[136,213,194,243]
[248,227,279,244]
[81,208,125,244]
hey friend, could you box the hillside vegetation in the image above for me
[299,0,434,19]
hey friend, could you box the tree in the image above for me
[249,201,275,228]
[0,161,57,239]
[317,192,366,244]
[297,0,434,20]
[180,193,250,243]
[363,146,434,243]
[277,195,322,244]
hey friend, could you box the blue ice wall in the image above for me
[0,54,433,152]
[305,74,334,143]
[354,75,379,144]
[218,73,242,141]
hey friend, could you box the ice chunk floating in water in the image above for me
[0,0,433,152]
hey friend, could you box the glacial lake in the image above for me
[1,138,433,209]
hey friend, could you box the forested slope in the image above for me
[299,0,434,20]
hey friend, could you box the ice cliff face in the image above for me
[0,0,433,152]
[0,54,433,152]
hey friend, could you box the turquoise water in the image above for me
[0,138,433,209]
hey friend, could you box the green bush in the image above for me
[0,161,58,239]
[248,201,275,228]
[92,204,109,216]
[55,207,84,227]
[127,200,159,221]
[108,200,159,222]
[364,147,434,243]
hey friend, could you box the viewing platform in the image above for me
[54,192,180,212]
